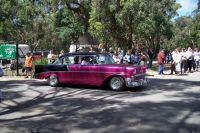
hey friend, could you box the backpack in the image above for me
[0,67,4,77]
[10,63,14,70]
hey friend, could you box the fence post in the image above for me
[16,41,19,76]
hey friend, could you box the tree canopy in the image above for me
[0,0,199,54]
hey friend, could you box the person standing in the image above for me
[157,49,165,75]
[193,48,200,71]
[113,51,121,64]
[147,48,154,69]
[59,50,64,57]
[132,50,141,66]
[164,49,170,63]
[141,48,148,66]
[174,48,182,76]
[98,44,105,52]
[108,47,114,57]
[69,41,76,53]
[117,47,124,64]
[186,47,193,73]
[170,49,176,75]
[123,50,132,64]
[89,47,95,52]
[24,52,33,78]
[0,66,4,77]
[181,48,187,74]
[47,50,56,64]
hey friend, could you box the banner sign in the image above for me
[0,45,16,59]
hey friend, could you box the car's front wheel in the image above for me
[48,75,60,87]
[109,76,125,91]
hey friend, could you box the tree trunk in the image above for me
[33,39,41,52]
[128,17,133,49]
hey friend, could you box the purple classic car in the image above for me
[34,52,148,91]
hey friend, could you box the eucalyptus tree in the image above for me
[190,10,200,48]
[88,0,180,55]
[173,16,192,48]
[34,0,60,51]
[88,0,127,49]
[63,0,92,30]
[89,0,151,49]
[0,0,18,41]
[54,8,85,47]
[14,0,43,50]
[137,0,180,54]
[51,0,92,50]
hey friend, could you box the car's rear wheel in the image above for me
[48,75,60,87]
[109,76,125,91]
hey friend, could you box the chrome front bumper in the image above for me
[125,75,149,87]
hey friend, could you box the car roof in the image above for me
[59,52,105,58]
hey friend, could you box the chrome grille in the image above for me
[134,74,145,80]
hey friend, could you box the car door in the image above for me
[56,56,74,83]
[74,56,97,85]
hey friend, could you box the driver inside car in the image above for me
[81,56,90,65]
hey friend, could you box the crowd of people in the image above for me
[84,43,155,69]
[21,41,200,78]
[67,42,156,68]
[158,47,200,76]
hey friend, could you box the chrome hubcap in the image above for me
[110,77,121,90]
[49,75,58,86]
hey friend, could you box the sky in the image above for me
[176,0,198,16]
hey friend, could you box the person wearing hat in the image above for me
[24,51,33,78]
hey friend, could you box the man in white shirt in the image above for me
[181,48,187,74]
[193,48,200,71]
[81,56,90,65]
[47,50,56,64]
[69,41,76,53]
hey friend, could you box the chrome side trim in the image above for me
[35,71,129,77]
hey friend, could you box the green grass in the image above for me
[2,57,49,77]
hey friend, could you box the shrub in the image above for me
[33,57,48,65]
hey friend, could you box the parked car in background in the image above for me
[34,52,148,91]
[32,51,49,60]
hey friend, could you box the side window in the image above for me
[64,56,76,64]
[55,56,76,65]
[78,56,94,65]
[53,56,78,65]
[95,54,113,64]
[95,54,106,64]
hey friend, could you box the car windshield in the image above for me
[95,54,115,64]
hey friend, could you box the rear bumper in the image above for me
[125,76,149,87]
